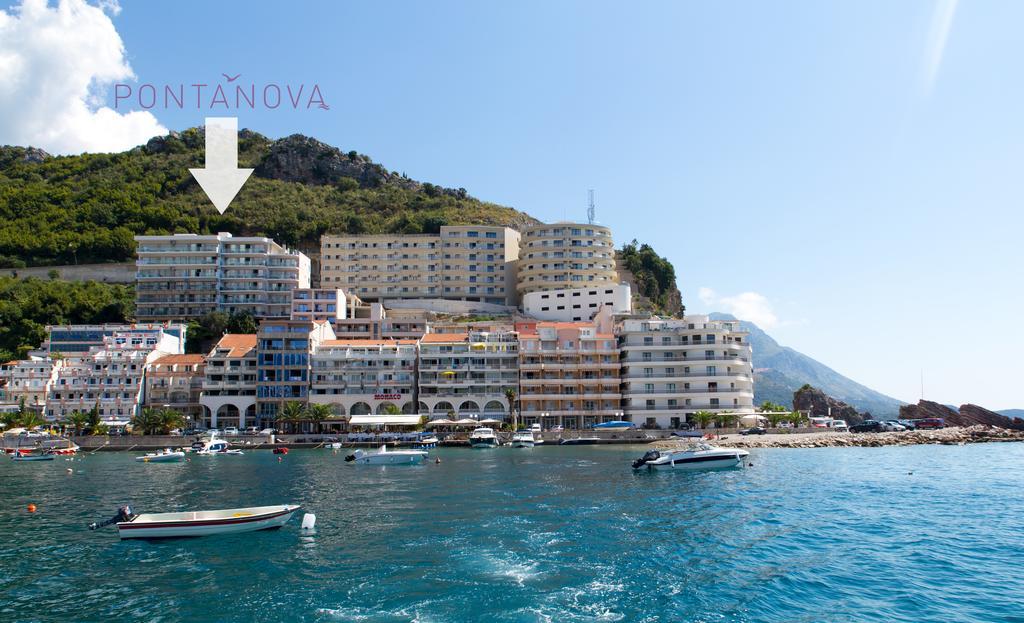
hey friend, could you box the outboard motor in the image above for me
[632,450,660,469]
[344,449,363,462]
[88,505,135,530]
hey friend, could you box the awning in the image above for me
[427,419,456,426]
[103,419,132,426]
[454,418,479,426]
[349,415,422,426]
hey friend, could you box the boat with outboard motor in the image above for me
[631,443,748,471]
[469,427,499,448]
[191,432,242,455]
[345,444,428,465]
[89,504,301,539]
[510,429,536,448]
[135,449,185,463]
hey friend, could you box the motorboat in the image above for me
[631,443,749,471]
[11,451,54,461]
[344,445,428,465]
[416,433,439,448]
[510,429,536,448]
[325,442,343,449]
[559,437,602,445]
[192,432,231,455]
[469,427,499,448]
[41,439,79,455]
[593,421,635,432]
[135,449,185,463]
[89,504,301,539]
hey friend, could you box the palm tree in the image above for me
[765,411,787,429]
[159,409,185,434]
[66,411,89,436]
[714,411,739,430]
[18,410,46,431]
[305,403,333,435]
[279,401,307,434]
[788,410,807,429]
[504,387,518,431]
[692,410,715,430]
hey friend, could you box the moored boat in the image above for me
[90,504,301,539]
[469,427,499,448]
[559,437,602,445]
[11,451,55,461]
[192,432,232,455]
[135,449,185,463]
[593,421,635,432]
[345,444,428,465]
[631,443,749,471]
[510,429,536,448]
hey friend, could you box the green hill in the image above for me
[0,129,536,267]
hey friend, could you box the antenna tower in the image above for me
[587,189,595,224]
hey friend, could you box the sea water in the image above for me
[1,443,1022,622]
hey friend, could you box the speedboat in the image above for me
[135,449,185,463]
[11,451,54,461]
[593,421,635,432]
[89,504,300,539]
[510,429,535,448]
[631,443,749,471]
[192,432,231,455]
[469,427,499,448]
[345,445,428,465]
[416,433,439,448]
[559,437,602,445]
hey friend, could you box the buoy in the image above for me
[27,504,36,513]
[435,457,441,464]
[66,468,73,474]
[278,456,283,462]
[301,513,316,531]
[748,463,754,467]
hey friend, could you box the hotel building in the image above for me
[144,354,206,425]
[521,283,631,322]
[0,358,63,413]
[517,321,622,429]
[618,315,754,428]
[516,222,617,297]
[290,288,428,340]
[320,226,521,306]
[45,328,184,424]
[134,233,310,321]
[310,339,419,424]
[417,331,518,418]
[199,334,258,430]
[41,323,187,357]
[255,319,335,424]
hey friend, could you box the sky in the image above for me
[0,0,1021,409]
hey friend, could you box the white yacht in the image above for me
[510,429,535,448]
[469,427,499,448]
[191,432,233,455]
[345,445,428,465]
[631,443,749,471]
[135,449,185,463]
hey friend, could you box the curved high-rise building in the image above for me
[516,222,617,297]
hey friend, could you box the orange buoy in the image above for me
[27,504,36,513]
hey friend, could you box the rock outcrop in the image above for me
[255,134,420,190]
[698,425,1024,449]
[792,384,866,425]
[897,400,1023,430]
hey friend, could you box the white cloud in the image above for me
[697,287,779,329]
[0,0,165,154]
[922,0,959,94]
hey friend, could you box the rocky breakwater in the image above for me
[654,426,1024,450]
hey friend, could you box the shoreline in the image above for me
[654,425,1024,450]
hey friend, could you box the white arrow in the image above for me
[189,117,253,214]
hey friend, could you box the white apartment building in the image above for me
[45,328,184,424]
[42,323,187,357]
[517,222,617,297]
[290,288,428,339]
[144,354,206,425]
[0,357,63,413]
[522,283,631,322]
[320,225,520,306]
[517,321,621,429]
[417,331,518,419]
[618,315,754,429]
[309,339,419,422]
[135,233,311,321]
[199,334,258,429]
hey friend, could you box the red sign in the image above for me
[374,393,402,400]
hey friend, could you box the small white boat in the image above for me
[631,443,749,471]
[192,432,232,455]
[325,442,343,449]
[135,449,185,463]
[345,444,428,465]
[416,433,439,448]
[469,427,499,449]
[11,452,54,462]
[510,430,536,448]
[90,504,301,539]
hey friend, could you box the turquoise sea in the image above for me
[1,443,1023,622]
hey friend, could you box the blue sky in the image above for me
[2,1,1021,409]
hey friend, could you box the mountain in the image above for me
[998,409,1024,420]
[709,313,905,416]
[0,129,536,267]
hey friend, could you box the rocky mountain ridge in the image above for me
[899,400,1024,430]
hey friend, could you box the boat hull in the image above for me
[351,452,427,465]
[136,452,185,463]
[470,441,498,448]
[116,505,299,539]
[646,454,746,471]
[510,441,534,448]
[11,454,54,461]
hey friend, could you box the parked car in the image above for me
[243,426,260,435]
[259,428,278,435]
[896,419,917,431]
[529,423,542,433]
[880,421,906,432]
[915,418,945,429]
[223,427,239,436]
[740,427,767,436]
[850,420,882,433]
[830,420,849,431]
[550,425,564,433]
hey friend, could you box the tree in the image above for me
[381,403,402,415]
[504,387,518,431]
[759,401,788,413]
[789,410,807,428]
[765,411,788,429]
[133,407,184,435]
[226,311,257,334]
[714,411,739,429]
[66,411,90,436]
[306,403,333,434]
[692,410,715,430]
[18,410,45,430]
[87,403,101,432]
[279,401,307,433]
